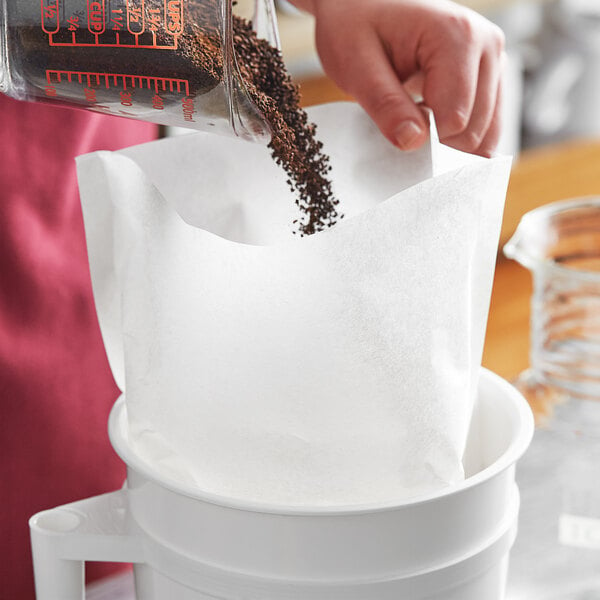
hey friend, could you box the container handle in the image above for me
[29,489,143,600]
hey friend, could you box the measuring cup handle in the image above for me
[29,488,143,600]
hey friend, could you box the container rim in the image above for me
[108,367,533,516]
[504,195,600,282]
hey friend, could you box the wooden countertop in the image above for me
[299,84,600,384]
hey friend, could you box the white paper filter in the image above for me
[77,102,511,506]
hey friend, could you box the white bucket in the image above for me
[30,368,533,600]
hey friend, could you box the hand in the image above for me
[290,0,506,157]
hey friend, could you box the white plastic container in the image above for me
[30,368,533,600]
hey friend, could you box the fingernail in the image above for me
[394,121,423,150]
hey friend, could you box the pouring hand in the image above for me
[289,0,505,157]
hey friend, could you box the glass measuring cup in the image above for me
[504,197,600,599]
[0,0,278,141]
[505,197,600,403]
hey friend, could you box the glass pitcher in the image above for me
[0,0,278,141]
[504,197,600,599]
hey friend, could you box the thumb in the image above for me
[348,36,428,150]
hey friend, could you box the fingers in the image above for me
[437,49,504,156]
[312,0,506,156]
[341,33,429,151]
[474,61,503,157]
[421,24,481,141]
[422,17,505,156]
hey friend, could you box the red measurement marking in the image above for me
[46,70,62,84]
[41,0,60,34]
[111,8,125,31]
[47,39,178,49]
[40,0,175,49]
[147,8,161,33]
[120,90,133,106]
[164,0,183,36]
[84,87,97,103]
[87,0,106,35]
[181,97,195,122]
[45,70,189,96]
[66,15,80,31]
[152,94,164,110]
[127,0,145,34]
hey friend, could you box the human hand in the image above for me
[289,0,505,157]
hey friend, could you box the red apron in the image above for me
[0,94,157,599]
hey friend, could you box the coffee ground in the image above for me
[160,1,341,235]
[231,17,340,235]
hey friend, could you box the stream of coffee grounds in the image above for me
[172,2,341,235]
